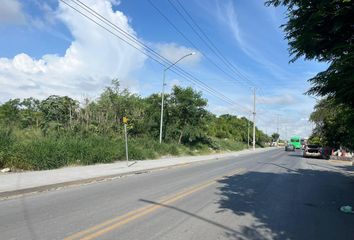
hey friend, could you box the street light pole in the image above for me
[159,52,195,144]
[247,114,250,149]
[252,87,256,151]
[159,70,167,144]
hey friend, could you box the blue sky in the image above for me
[0,0,328,138]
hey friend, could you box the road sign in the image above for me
[123,116,128,124]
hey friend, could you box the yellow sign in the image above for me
[122,116,128,124]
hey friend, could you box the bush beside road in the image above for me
[0,128,250,171]
[0,82,270,171]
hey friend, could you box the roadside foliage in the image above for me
[266,0,354,149]
[0,80,270,170]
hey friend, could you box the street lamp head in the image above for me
[190,52,196,55]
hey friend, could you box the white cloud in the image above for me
[258,94,297,105]
[0,0,26,25]
[168,78,182,88]
[0,0,147,101]
[155,43,201,66]
[255,97,316,139]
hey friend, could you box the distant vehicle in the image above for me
[285,144,295,151]
[303,144,321,158]
[290,136,301,149]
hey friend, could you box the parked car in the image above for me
[303,144,321,158]
[285,144,295,151]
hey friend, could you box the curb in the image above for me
[0,162,194,200]
[328,160,353,165]
[0,148,275,200]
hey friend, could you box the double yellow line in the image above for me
[65,168,246,240]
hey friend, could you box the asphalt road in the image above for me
[1,149,354,240]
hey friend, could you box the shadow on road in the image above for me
[285,152,304,158]
[217,168,354,240]
[263,163,298,173]
[337,165,354,173]
[140,199,242,235]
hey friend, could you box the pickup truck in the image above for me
[302,144,321,158]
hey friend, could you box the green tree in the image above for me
[170,86,208,144]
[266,0,354,107]
[97,79,146,135]
[144,93,172,139]
[20,97,42,128]
[310,97,354,149]
[40,95,78,130]
[0,99,21,126]
[271,133,280,142]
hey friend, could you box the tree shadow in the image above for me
[336,164,354,173]
[286,153,302,158]
[140,199,241,235]
[263,163,298,173]
[217,168,354,240]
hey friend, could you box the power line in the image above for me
[68,0,230,104]
[68,0,242,107]
[171,0,256,87]
[151,0,281,125]
[173,0,284,111]
[147,0,251,89]
[69,0,251,114]
[60,0,252,114]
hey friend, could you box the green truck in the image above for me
[290,136,301,149]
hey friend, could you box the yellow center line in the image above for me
[64,168,246,240]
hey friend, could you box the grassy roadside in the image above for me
[0,129,250,171]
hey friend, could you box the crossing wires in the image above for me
[170,0,257,87]
[59,0,252,115]
[147,0,253,89]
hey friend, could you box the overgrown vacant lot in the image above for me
[0,81,269,170]
[0,128,248,170]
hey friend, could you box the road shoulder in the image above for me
[0,147,274,199]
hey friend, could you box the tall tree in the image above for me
[97,79,145,135]
[266,0,354,107]
[310,97,354,148]
[0,99,21,126]
[170,86,208,144]
[20,97,42,128]
[271,133,280,142]
[40,95,78,128]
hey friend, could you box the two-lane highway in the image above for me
[1,149,353,240]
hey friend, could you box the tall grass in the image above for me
[0,128,15,168]
[0,128,249,170]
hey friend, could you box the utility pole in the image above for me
[247,117,250,149]
[276,114,279,136]
[159,70,166,144]
[285,125,288,143]
[252,87,256,151]
[276,114,280,145]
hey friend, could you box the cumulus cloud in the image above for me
[0,0,146,101]
[155,43,201,66]
[0,0,26,25]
